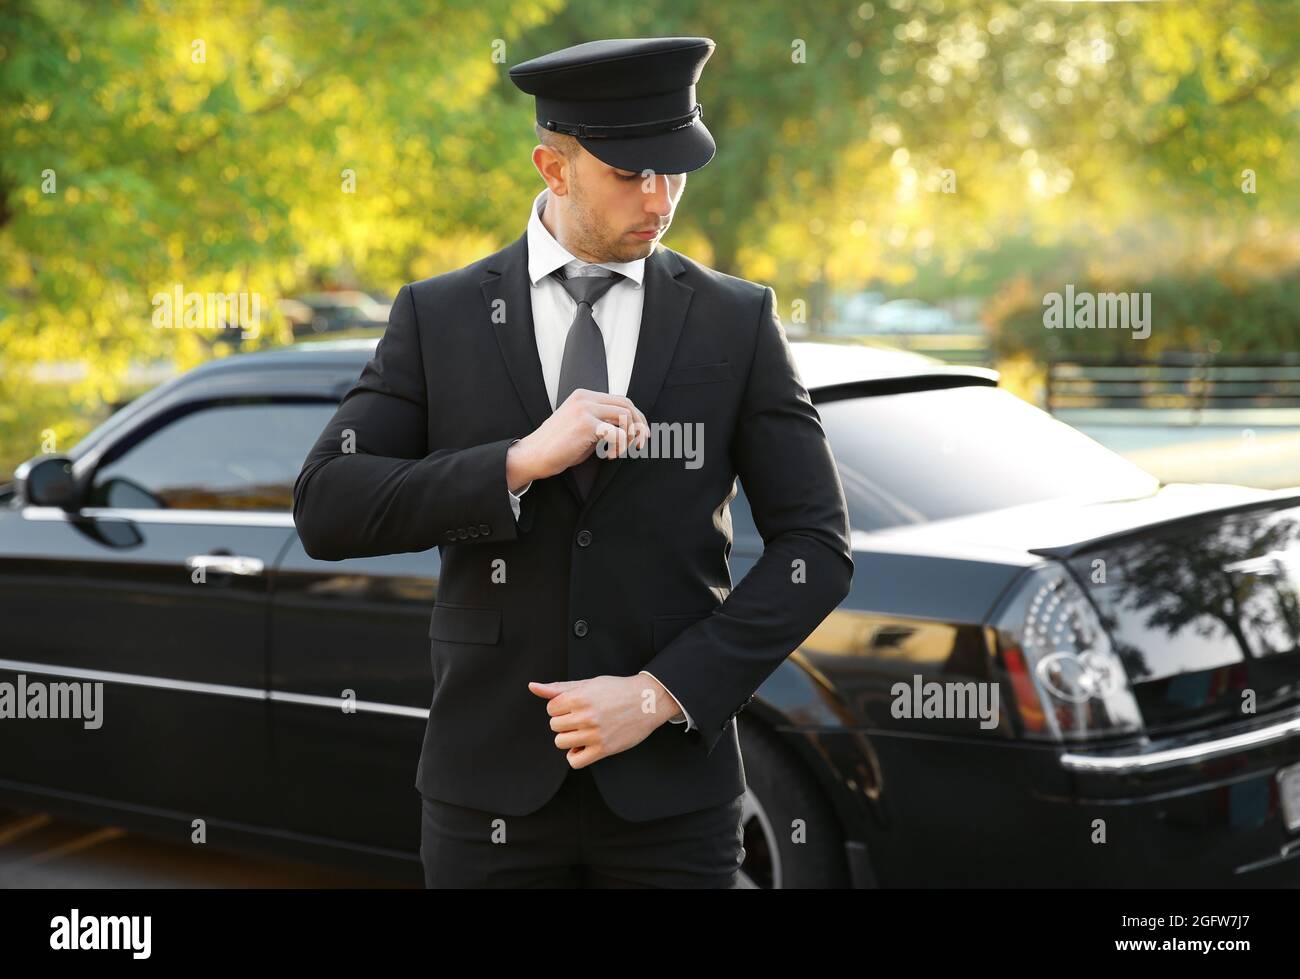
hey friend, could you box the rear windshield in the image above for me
[816,385,1159,533]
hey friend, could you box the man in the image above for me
[292,36,853,888]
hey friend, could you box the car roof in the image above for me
[64,335,996,464]
[192,334,996,391]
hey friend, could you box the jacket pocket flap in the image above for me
[662,361,732,387]
[430,603,502,644]
[652,610,715,651]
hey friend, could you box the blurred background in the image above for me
[3,0,1299,488]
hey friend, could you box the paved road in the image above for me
[0,806,412,888]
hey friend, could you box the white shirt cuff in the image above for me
[508,481,531,522]
[507,438,531,523]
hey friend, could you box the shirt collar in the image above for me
[526,187,647,288]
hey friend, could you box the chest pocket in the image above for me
[662,360,732,388]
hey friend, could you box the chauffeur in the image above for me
[292,36,853,888]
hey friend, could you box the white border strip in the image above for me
[22,506,296,528]
[0,657,428,720]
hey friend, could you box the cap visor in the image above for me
[577,119,715,175]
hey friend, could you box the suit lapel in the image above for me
[480,233,693,511]
[481,231,551,433]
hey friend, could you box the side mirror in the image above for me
[14,455,81,508]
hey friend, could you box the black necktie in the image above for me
[551,267,624,498]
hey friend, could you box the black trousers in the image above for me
[419,765,746,888]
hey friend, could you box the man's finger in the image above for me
[588,402,638,429]
[567,745,601,768]
[601,418,632,459]
[586,396,648,437]
[590,418,631,460]
[528,680,577,699]
[554,728,597,750]
[568,391,649,448]
[549,712,587,732]
[588,408,639,459]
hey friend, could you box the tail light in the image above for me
[990,563,1143,740]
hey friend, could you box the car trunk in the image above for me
[1054,496,1300,735]
[867,482,1300,736]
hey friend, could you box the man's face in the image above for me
[545,144,687,263]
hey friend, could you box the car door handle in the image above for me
[186,554,265,576]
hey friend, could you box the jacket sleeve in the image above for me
[292,283,520,561]
[637,285,854,756]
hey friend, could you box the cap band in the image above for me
[542,102,703,140]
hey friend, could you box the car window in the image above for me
[815,385,1159,533]
[88,402,337,511]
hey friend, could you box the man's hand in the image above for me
[506,390,649,492]
[528,674,683,768]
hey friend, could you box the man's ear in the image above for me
[533,144,568,195]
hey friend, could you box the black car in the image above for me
[4,337,1300,887]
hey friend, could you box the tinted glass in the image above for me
[90,402,337,511]
[816,385,1158,533]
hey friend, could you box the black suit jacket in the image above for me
[292,231,853,821]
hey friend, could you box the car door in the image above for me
[0,399,335,828]
[267,540,439,852]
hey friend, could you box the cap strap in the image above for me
[542,103,703,140]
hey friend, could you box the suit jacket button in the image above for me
[457,527,468,539]
[576,529,592,547]
[479,524,491,535]
[445,530,457,542]
[573,619,589,638]
[468,526,479,538]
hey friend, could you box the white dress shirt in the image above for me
[504,187,695,732]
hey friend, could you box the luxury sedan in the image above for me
[3,336,1299,887]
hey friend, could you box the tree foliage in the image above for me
[2,0,1297,476]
